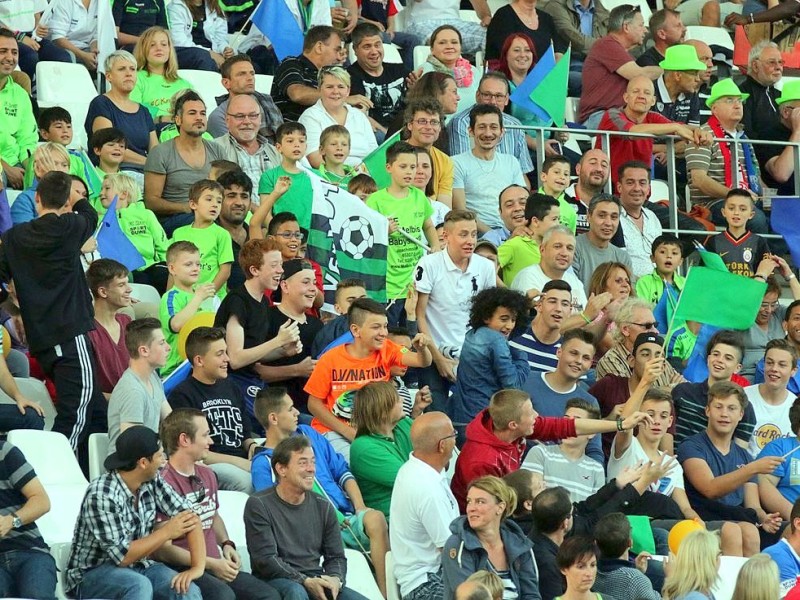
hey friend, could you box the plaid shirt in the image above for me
[214,133,282,204]
[65,471,192,594]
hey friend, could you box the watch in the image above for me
[10,512,21,529]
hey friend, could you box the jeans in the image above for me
[0,549,57,599]
[0,403,44,432]
[76,562,202,600]
[385,298,408,328]
[267,577,370,600]
[568,57,584,98]
[380,31,421,71]
[159,212,195,237]
[418,364,452,415]
[210,462,254,493]
[175,46,219,72]
[191,569,280,600]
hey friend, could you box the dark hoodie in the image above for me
[442,515,542,600]
[451,409,577,511]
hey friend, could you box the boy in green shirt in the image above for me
[635,233,686,305]
[258,122,314,230]
[314,124,357,188]
[171,179,234,299]
[539,155,577,234]
[159,241,217,376]
[366,141,440,324]
[498,193,561,287]
[91,127,126,182]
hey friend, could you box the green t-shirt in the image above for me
[349,417,413,518]
[314,164,356,188]
[665,324,697,362]
[131,71,193,119]
[171,223,234,299]
[23,149,102,199]
[119,203,169,269]
[539,186,576,234]
[366,187,433,299]
[160,286,194,376]
[258,166,314,230]
[498,235,541,287]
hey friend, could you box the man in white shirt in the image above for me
[414,209,496,412]
[746,339,798,458]
[452,104,527,234]
[390,412,459,600]
[616,161,663,278]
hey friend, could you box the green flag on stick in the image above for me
[361,131,401,189]
[672,267,766,330]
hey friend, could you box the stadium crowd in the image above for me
[4,1,800,599]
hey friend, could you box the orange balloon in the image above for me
[668,519,704,554]
[177,312,216,360]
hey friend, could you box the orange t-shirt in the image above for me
[304,339,407,433]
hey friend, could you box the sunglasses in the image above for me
[189,475,206,504]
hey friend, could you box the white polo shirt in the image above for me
[389,453,459,598]
[511,264,588,314]
[414,249,495,350]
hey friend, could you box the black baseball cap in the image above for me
[280,259,314,282]
[632,332,664,355]
[104,426,161,471]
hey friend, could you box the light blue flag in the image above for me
[509,44,555,123]
[96,197,145,272]
[252,0,304,61]
[770,197,800,268]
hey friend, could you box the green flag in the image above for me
[672,267,766,329]
[362,131,401,188]
[529,46,571,127]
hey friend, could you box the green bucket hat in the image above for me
[776,80,800,105]
[658,45,707,72]
[705,78,750,108]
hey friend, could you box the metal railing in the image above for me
[505,124,800,241]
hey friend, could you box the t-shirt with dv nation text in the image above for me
[304,339,407,433]
[171,223,234,298]
[366,187,433,299]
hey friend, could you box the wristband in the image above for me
[789,273,797,280]
[221,540,237,550]
[754,274,767,281]
[580,311,592,324]
[616,417,625,431]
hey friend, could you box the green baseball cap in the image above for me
[658,45,707,72]
[776,80,800,105]
[705,78,750,108]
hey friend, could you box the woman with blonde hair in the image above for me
[467,570,504,600]
[731,553,780,600]
[349,381,429,518]
[662,529,720,600]
[586,261,635,353]
[131,27,193,124]
[442,476,539,599]
[299,66,377,168]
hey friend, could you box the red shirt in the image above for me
[597,108,672,186]
[87,313,131,394]
[579,35,634,122]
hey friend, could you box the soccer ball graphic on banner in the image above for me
[338,216,375,259]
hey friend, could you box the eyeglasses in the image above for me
[478,92,508,101]
[413,118,441,127]
[758,58,784,67]
[623,4,642,18]
[628,321,659,329]
[275,231,304,240]
[438,431,458,443]
[189,475,206,503]
[227,112,260,121]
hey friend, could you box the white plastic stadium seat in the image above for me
[385,551,401,600]
[37,484,87,545]
[50,541,72,599]
[217,490,251,573]
[0,377,56,431]
[413,46,430,70]
[254,74,274,95]
[684,26,734,52]
[601,0,651,23]
[345,549,383,600]
[7,430,88,486]
[129,282,161,305]
[459,9,481,23]
[649,179,670,203]
[88,432,109,481]
[36,62,98,151]
[177,69,228,114]
[712,556,748,600]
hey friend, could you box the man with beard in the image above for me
[565,149,610,235]
[452,105,527,235]
[217,169,253,290]
[214,94,281,204]
[144,91,227,235]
